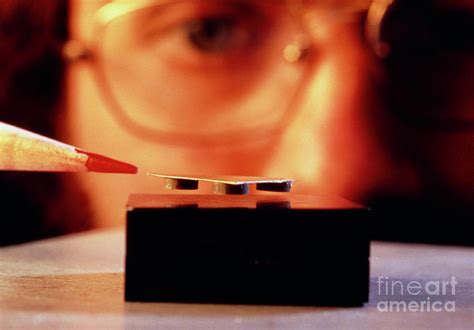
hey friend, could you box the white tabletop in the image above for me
[0,229,472,329]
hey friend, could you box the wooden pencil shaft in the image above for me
[0,122,87,172]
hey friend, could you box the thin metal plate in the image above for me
[148,173,293,195]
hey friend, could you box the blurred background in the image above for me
[0,0,472,246]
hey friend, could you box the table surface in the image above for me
[0,229,472,329]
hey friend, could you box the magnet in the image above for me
[148,173,294,194]
[125,193,370,306]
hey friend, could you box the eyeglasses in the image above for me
[64,0,474,146]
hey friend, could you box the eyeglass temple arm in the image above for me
[289,0,394,58]
[366,0,394,57]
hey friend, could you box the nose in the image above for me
[263,22,420,203]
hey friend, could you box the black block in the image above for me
[125,194,370,306]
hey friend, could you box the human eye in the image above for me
[135,1,277,71]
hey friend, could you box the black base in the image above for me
[125,194,370,306]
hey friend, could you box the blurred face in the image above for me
[67,0,473,227]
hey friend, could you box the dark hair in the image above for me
[0,0,92,245]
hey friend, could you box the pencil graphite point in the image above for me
[75,149,138,174]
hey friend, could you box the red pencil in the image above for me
[0,122,137,174]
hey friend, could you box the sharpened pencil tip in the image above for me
[76,149,138,174]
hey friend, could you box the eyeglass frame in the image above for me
[63,0,396,147]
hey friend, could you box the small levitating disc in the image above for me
[213,182,250,195]
[256,181,293,192]
[163,177,198,190]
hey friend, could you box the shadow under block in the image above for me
[125,194,370,306]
